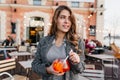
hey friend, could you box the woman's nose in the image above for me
[64,18,69,23]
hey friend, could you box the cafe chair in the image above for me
[110,42,120,58]
[30,46,36,59]
[104,63,119,80]
[0,58,26,80]
[80,64,104,80]
[81,69,104,80]
[85,64,95,70]
[18,46,27,52]
[0,72,14,80]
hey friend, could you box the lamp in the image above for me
[35,27,43,31]
[90,12,93,16]
[88,12,93,18]
[30,31,36,36]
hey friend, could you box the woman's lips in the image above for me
[63,25,69,29]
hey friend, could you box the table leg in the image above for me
[26,68,31,80]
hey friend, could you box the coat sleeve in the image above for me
[2,40,6,46]
[70,39,85,73]
[31,40,51,77]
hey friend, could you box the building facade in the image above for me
[0,0,104,45]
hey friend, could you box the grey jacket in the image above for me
[32,35,85,80]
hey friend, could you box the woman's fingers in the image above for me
[52,70,65,76]
[56,72,65,76]
[69,51,80,63]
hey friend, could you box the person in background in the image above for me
[21,39,25,46]
[84,39,90,54]
[32,5,85,80]
[95,40,102,48]
[1,36,13,59]
[2,36,14,46]
[87,39,96,53]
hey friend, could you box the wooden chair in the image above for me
[30,46,37,59]
[104,63,119,79]
[18,46,27,52]
[110,43,120,58]
[81,69,104,80]
[85,64,95,70]
[0,58,26,80]
[80,63,104,80]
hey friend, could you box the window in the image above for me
[89,25,96,36]
[11,22,16,34]
[0,0,6,3]
[33,0,41,5]
[30,17,44,27]
[34,17,44,21]
[71,2,79,8]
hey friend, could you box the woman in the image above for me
[32,5,85,80]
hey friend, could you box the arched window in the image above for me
[11,22,16,34]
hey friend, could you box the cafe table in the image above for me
[18,60,33,80]
[9,51,32,61]
[0,47,17,59]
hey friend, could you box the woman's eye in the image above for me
[60,16,65,19]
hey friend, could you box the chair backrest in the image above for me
[110,43,120,58]
[0,72,14,80]
[0,58,26,80]
[110,43,120,54]
[85,64,95,70]
[30,46,36,56]
[81,69,104,80]
[0,58,16,72]
[18,46,27,52]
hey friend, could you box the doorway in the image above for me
[29,27,36,43]
[27,17,44,44]
[29,27,44,43]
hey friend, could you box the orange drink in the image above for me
[53,59,70,73]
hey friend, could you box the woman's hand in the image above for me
[46,59,65,76]
[69,50,80,64]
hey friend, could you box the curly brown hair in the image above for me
[49,5,81,53]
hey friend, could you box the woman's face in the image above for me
[57,10,71,33]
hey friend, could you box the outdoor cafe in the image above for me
[0,42,120,80]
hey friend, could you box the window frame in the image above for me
[71,1,80,8]
[33,0,42,6]
[89,25,96,36]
